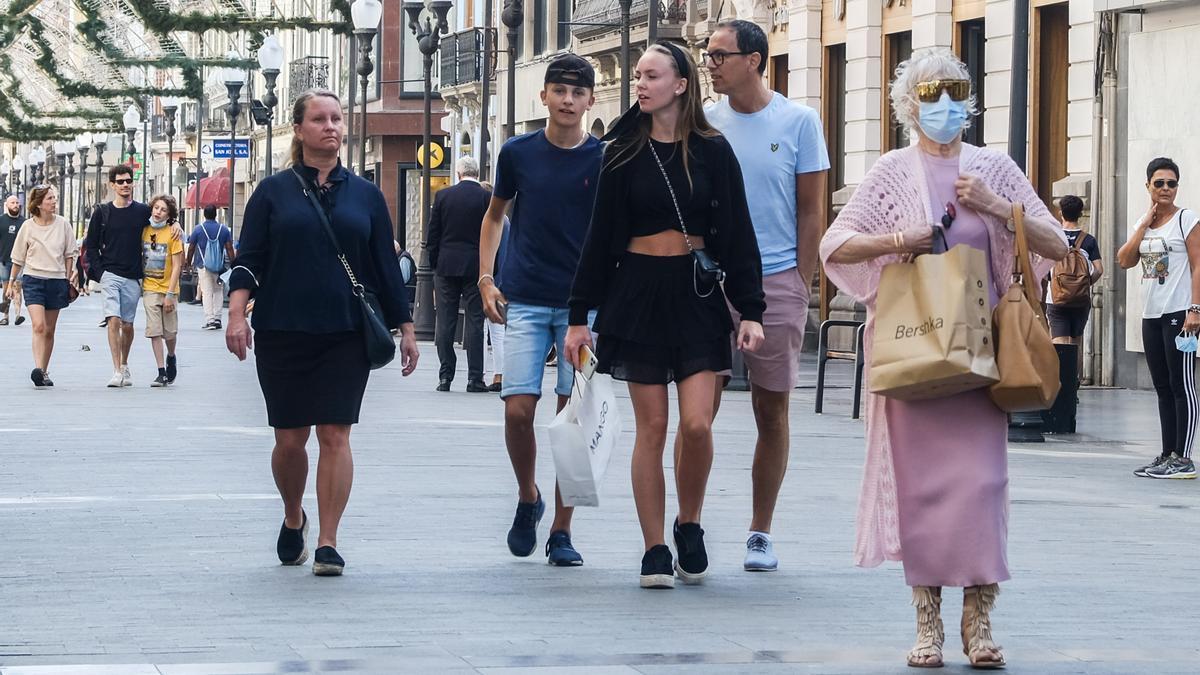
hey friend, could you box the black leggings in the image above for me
[1142,310,1197,458]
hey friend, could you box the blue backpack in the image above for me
[200,222,226,274]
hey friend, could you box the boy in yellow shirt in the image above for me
[142,195,185,387]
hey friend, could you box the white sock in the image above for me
[748,530,771,542]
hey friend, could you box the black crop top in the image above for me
[628,139,712,238]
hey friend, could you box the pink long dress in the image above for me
[884,152,1010,588]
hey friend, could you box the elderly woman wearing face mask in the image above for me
[819,49,1067,669]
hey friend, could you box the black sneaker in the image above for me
[466,380,491,393]
[1147,454,1198,480]
[42,373,54,387]
[151,373,169,388]
[276,511,309,565]
[30,368,46,388]
[673,519,709,585]
[312,546,345,576]
[15,315,24,325]
[506,490,545,557]
[640,544,675,589]
[545,530,584,567]
[1134,454,1170,478]
[166,354,177,383]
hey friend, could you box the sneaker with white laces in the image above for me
[106,370,124,388]
[121,365,132,387]
[1134,454,1170,477]
[744,533,778,572]
[1146,453,1198,479]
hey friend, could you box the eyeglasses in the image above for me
[113,178,134,185]
[941,202,957,229]
[915,79,971,103]
[701,51,751,67]
[1153,179,1179,189]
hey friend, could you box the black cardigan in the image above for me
[568,132,765,326]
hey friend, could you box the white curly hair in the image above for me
[889,48,979,139]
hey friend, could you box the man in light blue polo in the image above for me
[704,19,830,571]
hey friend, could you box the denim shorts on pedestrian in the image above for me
[100,271,141,323]
[21,274,70,311]
[0,262,12,283]
[501,302,594,399]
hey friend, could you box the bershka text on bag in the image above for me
[895,316,945,340]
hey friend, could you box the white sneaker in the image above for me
[121,366,132,387]
[744,533,778,572]
[106,371,124,388]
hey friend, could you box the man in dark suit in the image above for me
[428,156,491,392]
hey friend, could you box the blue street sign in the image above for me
[213,138,250,159]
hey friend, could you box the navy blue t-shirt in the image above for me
[493,130,603,308]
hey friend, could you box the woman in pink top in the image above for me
[819,50,1067,669]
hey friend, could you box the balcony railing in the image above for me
[571,0,687,41]
[289,56,332,104]
[438,27,497,89]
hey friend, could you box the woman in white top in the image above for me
[4,185,79,388]
[1117,157,1199,479]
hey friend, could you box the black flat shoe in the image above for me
[466,380,491,393]
[436,379,451,392]
[312,546,345,576]
[488,381,502,393]
[276,511,309,565]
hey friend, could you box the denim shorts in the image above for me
[100,271,142,323]
[21,274,70,311]
[0,262,12,282]
[501,302,594,399]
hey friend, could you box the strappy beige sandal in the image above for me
[907,586,944,668]
[962,584,1006,669]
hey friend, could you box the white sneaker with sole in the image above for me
[121,365,132,387]
[744,533,778,571]
[106,371,124,388]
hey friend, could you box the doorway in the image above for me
[1033,2,1069,215]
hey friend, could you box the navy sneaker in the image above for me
[506,490,545,557]
[640,544,674,589]
[276,511,309,565]
[165,354,177,383]
[545,530,583,566]
[673,519,709,585]
[312,546,345,576]
[1146,453,1197,480]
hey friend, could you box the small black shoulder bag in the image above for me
[646,142,725,297]
[291,169,396,369]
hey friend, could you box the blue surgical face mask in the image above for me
[918,91,969,145]
[149,217,168,230]
[1176,332,1198,353]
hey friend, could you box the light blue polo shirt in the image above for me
[706,92,830,275]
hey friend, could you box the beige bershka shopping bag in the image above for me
[869,243,1000,400]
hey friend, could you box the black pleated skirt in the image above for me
[254,330,370,428]
[593,252,733,385]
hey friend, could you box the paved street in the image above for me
[1,295,1197,675]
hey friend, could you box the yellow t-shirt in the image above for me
[141,226,184,294]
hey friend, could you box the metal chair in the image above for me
[815,319,866,419]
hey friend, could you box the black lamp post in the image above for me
[619,0,631,111]
[224,51,246,239]
[93,135,107,208]
[405,0,453,340]
[501,0,522,140]
[161,97,179,201]
[124,104,140,168]
[352,0,384,178]
[75,134,90,226]
[257,34,285,177]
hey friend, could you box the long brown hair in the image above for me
[288,89,343,168]
[606,43,719,190]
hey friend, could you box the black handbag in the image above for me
[291,169,396,369]
[646,141,725,297]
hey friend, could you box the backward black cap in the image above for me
[544,53,595,90]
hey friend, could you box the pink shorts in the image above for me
[727,268,810,393]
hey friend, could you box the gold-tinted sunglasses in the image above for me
[915,79,971,103]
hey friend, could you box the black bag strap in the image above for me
[291,168,364,298]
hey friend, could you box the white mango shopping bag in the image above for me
[548,371,621,507]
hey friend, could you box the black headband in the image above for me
[600,42,691,144]
[657,41,690,80]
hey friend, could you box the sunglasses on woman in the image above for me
[915,79,971,103]
[1152,179,1179,189]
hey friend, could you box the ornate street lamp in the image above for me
[12,155,25,200]
[500,0,523,140]
[404,0,453,340]
[619,0,632,111]
[161,96,180,199]
[54,140,73,228]
[256,34,285,177]
[123,104,141,168]
[352,0,384,178]
[224,51,246,238]
[1,159,8,199]
[76,133,91,225]
[93,133,108,207]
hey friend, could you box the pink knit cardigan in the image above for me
[818,144,1063,568]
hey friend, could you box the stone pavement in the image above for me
[0,295,1197,675]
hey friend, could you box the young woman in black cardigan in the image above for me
[564,42,765,589]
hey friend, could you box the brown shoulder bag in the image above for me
[988,202,1062,412]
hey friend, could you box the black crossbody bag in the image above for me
[291,169,396,369]
[646,142,725,297]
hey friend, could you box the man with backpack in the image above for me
[1043,194,1103,433]
[186,204,235,330]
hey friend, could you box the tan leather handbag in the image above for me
[988,203,1062,412]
